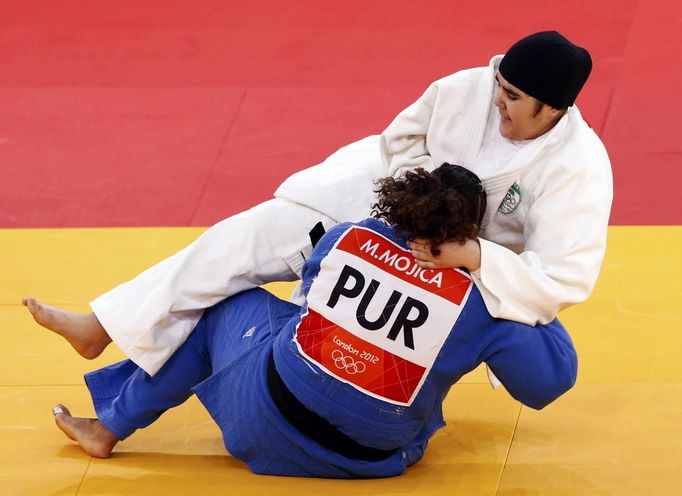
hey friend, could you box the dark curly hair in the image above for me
[371,163,486,255]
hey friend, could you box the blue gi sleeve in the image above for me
[481,318,578,410]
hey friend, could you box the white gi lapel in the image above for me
[479,108,571,231]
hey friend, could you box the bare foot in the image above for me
[53,404,118,458]
[22,298,112,359]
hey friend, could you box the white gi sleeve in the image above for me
[473,151,613,325]
[379,82,438,176]
[379,64,494,179]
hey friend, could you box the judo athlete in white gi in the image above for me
[48,165,578,478]
[24,31,612,379]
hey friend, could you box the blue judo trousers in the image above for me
[84,218,578,478]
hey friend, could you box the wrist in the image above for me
[465,238,481,271]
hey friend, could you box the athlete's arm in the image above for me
[379,81,439,177]
[482,319,578,410]
[475,149,612,324]
[408,145,612,325]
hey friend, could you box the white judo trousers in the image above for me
[91,134,384,377]
[91,198,336,376]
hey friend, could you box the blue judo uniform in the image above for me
[84,218,577,478]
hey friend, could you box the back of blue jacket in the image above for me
[273,218,577,451]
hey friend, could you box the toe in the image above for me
[53,404,72,417]
[24,298,41,316]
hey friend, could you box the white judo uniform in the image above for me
[92,55,613,376]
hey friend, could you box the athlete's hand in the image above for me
[408,238,481,272]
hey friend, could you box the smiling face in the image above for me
[495,73,563,141]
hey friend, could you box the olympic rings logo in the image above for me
[331,349,366,375]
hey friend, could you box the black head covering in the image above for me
[498,31,592,109]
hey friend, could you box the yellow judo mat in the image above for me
[1,226,680,495]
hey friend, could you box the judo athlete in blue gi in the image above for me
[51,164,577,478]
